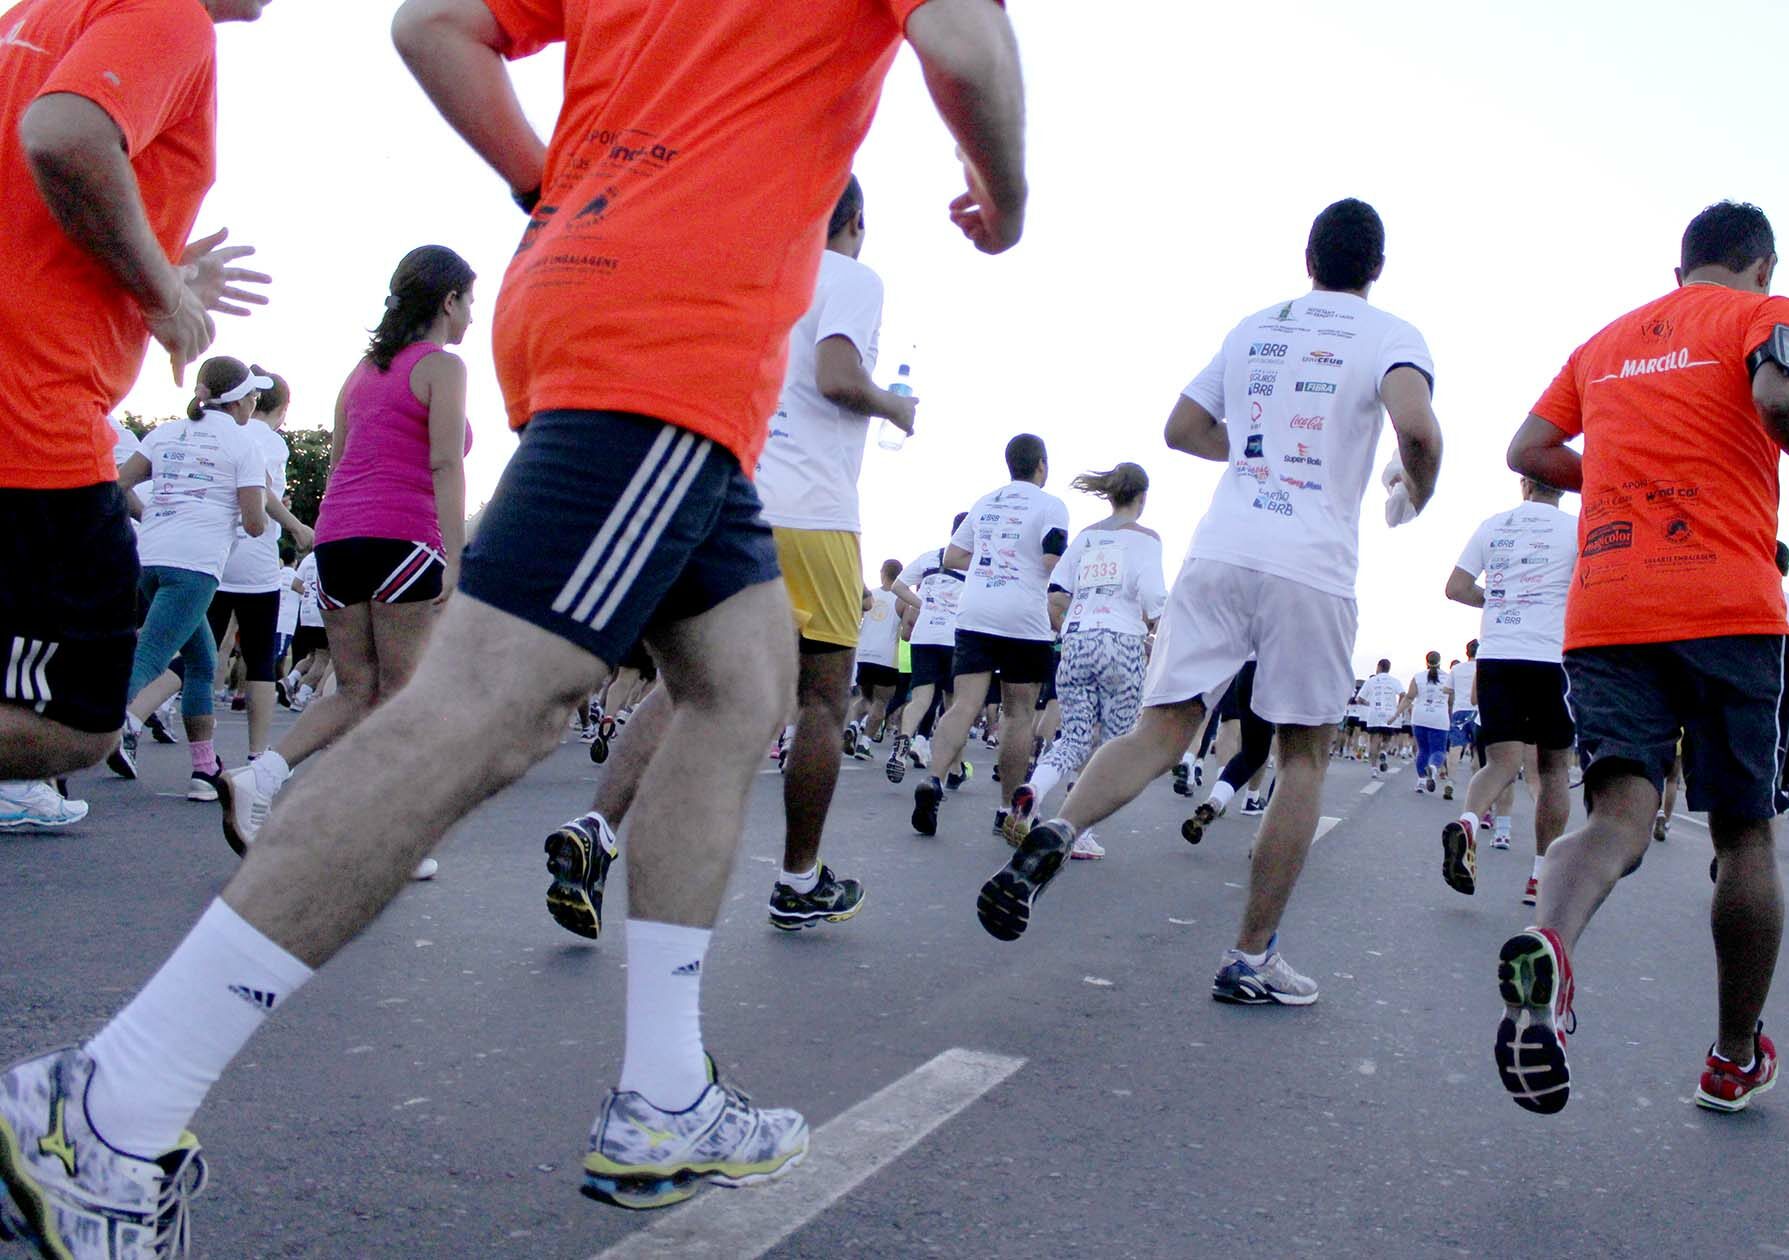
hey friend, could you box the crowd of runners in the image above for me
[2,0,1787,1255]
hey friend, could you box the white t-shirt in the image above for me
[1181,290,1434,599]
[755,250,885,532]
[1357,671,1403,728]
[951,481,1071,642]
[857,588,901,667]
[1051,523,1169,638]
[900,547,965,649]
[276,565,301,636]
[1345,696,1368,723]
[136,411,267,581]
[108,417,141,468]
[1408,672,1451,729]
[219,419,291,594]
[295,552,324,627]
[1449,660,1478,716]
[1455,501,1576,663]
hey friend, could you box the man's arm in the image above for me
[392,0,549,200]
[1506,413,1582,491]
[265,491,314,551]
[1445,566,1485,609]
[1753,361,1789,454]
[816,337,918,432]
[1164,395,1228,461]
[1381,366,1441,511]
[943,544,972,571]
[905,0,1025,254]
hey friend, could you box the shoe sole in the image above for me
[885,755,907,785]
[1495,934,1569,1113]
[0,1112,66,1260]
[768,891,866,932]
[1211,981,1318,1007]
[215,774,250,858]
[976,829,1069,942]
[912,782,941,836]
[1181,803,1217,847]
[1443,785,1454,800]
[1695,1070,1777,1113]
[1441,822,1477,896]
[589,736,610,765]
[0,814,83,830]
[545,825,613,940]
[583,1141,808,1210]
[1005,788,1035,846]
[105,751,136,781]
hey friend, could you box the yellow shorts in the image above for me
[773,528,862,648]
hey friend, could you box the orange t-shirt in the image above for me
[0,0,216,490]
[483,0,930,472]
[1531,284,1789,650]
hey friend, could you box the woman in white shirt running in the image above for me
[1007,464,1168,858]
[1395,650,1453,794]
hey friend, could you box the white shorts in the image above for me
[1142,558,1357,727]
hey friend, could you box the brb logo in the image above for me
[1252,488,1294,517]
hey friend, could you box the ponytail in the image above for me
[1070,462,1150,507]
[366,245,475,372]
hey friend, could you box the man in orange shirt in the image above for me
[0,0,1026,1251]
[0,0,271,790]
[1496,201,1789,1118]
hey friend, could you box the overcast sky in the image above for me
[120,0,1789,680]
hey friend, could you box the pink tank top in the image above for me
[314,342,472,550]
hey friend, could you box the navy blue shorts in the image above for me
[459,411,780,666]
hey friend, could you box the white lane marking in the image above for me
[1360,781,1383,796]
[1312,816,1342,844]
[591,1047,1026,1260]
[1672,812,1710,830]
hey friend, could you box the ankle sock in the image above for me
[251,750,291,798]
[778,865,819,895]
[617,919,712,1111]
[1532,856,1546,880]
[1495,815,1512,838]
[189,739,218,776]
[1207,781,1237,812]
[84,900,312,1155]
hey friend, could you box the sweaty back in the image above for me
[482,0,927,471]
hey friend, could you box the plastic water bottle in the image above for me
[879,363,914,451]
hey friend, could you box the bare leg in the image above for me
[1464,742,1524,819]
[1532,746,1571,856]
[0,706,117,778]
[245,682,276,755]
[1235,725,1330,953]
[1535,772,1657,954]
[927,671,991,783]
[1058,700,1204,832]
[899,683,936,738]
[997,681,1041,808]
[593,685,672,822]
[1709,814,1783,1062]
[781,648,853,874]
[274,605,378,771]
[126,670,182,725]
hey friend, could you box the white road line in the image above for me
[590,1047,1026,1260]
[1360,781,1383,796]
[1312,815,1342,844]
[1672,811,1709,830]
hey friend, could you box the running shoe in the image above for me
[0,781,88,830]
[105,730,138,781]
[767,866,864,931]
[1652,812,1669,843]
[1480,809,1495,832]
[583,1077,807,1210]
[991,761,1001,783]
[143,712,177,745]
[912,777,942,836]
[1440,818,1477,895]
[186,768,222,804]
[588,731,610,764]
[1491,834,1511,851]
[886,735,911,784]
[1069,831,1105,860]
[546,811,620,940]
[1239,795,1266,817]
[853,736,872,762]
[1377,752,1389,774]
[411,858,439,881]
[1171,763,1190,797]
[275,678,293,709]
[1425,773,1437,793]
[1211,938,1319,1006]
[1695,1025,1779,1113]
[1522,876,1538,907]
[1193,762,1204,788]
[0,1046,208,1258]
[1004,784,1037,845]
[976,819,1072,942]
[215,766,271,857]
[992,809,1009,838]
[1494,926,1576,1114]
[946,761,972,791]
[578,722,599,743]
[910,734,931,768]
[1181,800,1221,846]
[1442,782,1454,801]
[841,722,859,757]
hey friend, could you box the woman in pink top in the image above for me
[218,246,474,878]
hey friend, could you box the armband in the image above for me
[513,187,542,215]
[1745,324,1789,378]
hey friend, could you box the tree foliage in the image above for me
[111,412,330,525]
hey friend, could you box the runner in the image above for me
[1178,659,1277,845]
[975,198,1442,1012]
[1494,200,1788,1115]
[911,433,1070,838]
[1006,463,1167,859]
[847,559,916,758]
[1393,651,1452,795]
[1357,658,1403,777]
[1444,638,1480,795]
[1441,477,1577,904]
[887,513,969,783]
[284,547,329,709]
[216,245,475,887]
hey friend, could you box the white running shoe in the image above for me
[0,781,89,830]
[911,734,932,769]
[1069,831,1105,860]
[411,858,439,881]
[215,766,272,857]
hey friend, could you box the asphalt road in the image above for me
[3,715,1785,1260]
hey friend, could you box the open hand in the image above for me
[181,227,272,317]
[948,154,1023,255]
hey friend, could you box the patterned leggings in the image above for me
[1041,629,1148,777]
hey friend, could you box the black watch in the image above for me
[1746,323,1789,378]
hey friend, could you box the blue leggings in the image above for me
[1413,724,1449,777]
[129,565,220,718]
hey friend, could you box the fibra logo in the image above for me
[1589,348,1717,383]
[1294,381,1336,394]
[1,20,48,54]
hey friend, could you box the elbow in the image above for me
[390,0,436,58]
[1505,439,1536,478]
[243,518,267,538]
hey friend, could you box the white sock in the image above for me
[1494,815,1512,838]
[1028,762,1063,804]
[84,900,312,1155]
[124,712,144,736]
[1207,781,1237,812]
[252,749,292,798]
[779,865,819,895]
[295,684,314,703]
[1532,855,1546,880]
[617,919,711,1111]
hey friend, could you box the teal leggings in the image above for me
[128,565,219,718]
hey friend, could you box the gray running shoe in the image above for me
[1211,938,1319,1005]
[583,1079,807,1210]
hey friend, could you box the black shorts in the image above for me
[0,483,139,733]
[207,589,280,682]
[1367,725,1399,738]
[1343,716,1366,731]
[460,410,780,667]
[1565,635,1788,821]
[910,644,954,690]
[291,624,329,661]
[1475,658,1575,751]
[856,661,900,691]
[952,629,1055,686]
[618,641,659,682]
[314,538,445,609]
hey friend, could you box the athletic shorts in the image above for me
[856,661,900,691]
[772,527,862,651]
[459,410,781,666]
[953,629,1055,686]
[1448,710,1478,748]
[291,624,328,661]
[1565,635,1787,820]
[1343,716,1365,731]
[1143,558,1355,726]
[0,483,139,733]
[909,643,954,690]
[1475,658,1575,751]
[1367,725,1399,737]
[314,537,445,609]
[207,588,281,683]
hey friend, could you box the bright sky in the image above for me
[120,0,1789,682]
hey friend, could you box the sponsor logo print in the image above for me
[1282,442,1323,467]
[1582,520,1634,556]
[672,960,702,976]
[1251,488,1294,516]
[1248,369,1276,397]
[1302,349,1345,366]
[1665,518,1694,545]
[229,984,278,1011]
[1244,434,1265,459]
[1289,413,1324,431]
[1249,342,1289,358]
[1295,380,1337,394]
[1279,475,1324,491]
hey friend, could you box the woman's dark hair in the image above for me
[1426,650,1442,685]
[1071,462,1149,507]
[252,367,290,415]
[187,356,256,420]
[366,245,475,372]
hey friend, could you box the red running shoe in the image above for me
[1494,926,1576,1114]
[1695,1024,1778,1113]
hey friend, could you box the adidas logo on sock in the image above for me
[228,984,278,1011]
[671,960,702,977]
